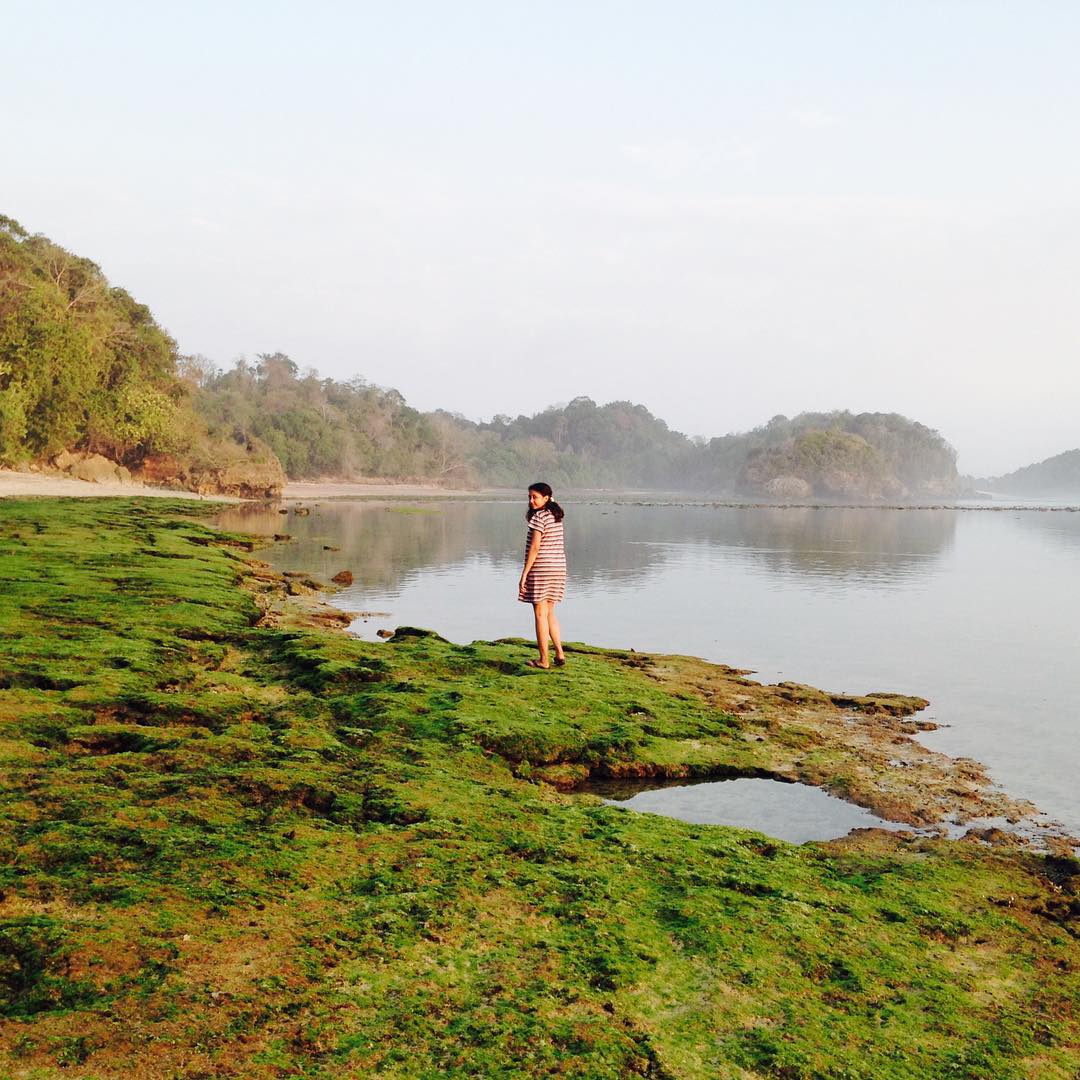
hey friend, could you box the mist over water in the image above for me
[219,500,1080,835]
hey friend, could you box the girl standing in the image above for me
[518,482,567,669]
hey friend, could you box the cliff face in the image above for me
[139,435,286,498]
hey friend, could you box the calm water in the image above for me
[588,777,912,844]
[217,499,1080,836]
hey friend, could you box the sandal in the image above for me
[526,660,551,670]
[553,657,566,667]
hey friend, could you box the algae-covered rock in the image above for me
[388,626,449,642]
[1,499,1077,1080]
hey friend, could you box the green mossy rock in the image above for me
[0,498,1077,1078]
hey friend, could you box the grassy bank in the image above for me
[0,499,1077,1078]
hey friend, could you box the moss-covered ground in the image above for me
[0,499,1077,1078]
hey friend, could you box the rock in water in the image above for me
[331,570,354,586]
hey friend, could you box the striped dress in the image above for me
[519,507,566,603]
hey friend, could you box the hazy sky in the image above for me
[5,1,1078,475]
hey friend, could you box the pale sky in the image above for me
[4,1,1078,475]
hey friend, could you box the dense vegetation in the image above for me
[193,356,958,496]
[0,217,281,493]
[190,355,697,488]
[1,499,1077,1077]
[0,216,185,466]
[732,413,958,500]
[186,352,477,483]
[987,448,1080,497]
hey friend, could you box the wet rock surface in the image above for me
[3,500,1077,1078]
[618,649,1043,832]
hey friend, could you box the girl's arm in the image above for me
[519,530,541,595]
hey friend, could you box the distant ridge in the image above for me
[193,356,960,496]
[987,448,1080,496]
[3,212,960,498]
[0,214,284,496]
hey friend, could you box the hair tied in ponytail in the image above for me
[527,481,565,522]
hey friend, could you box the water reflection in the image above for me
[1010,508,1080,552]
[218,500,957,595]
[590,776,911,844]
[218,501,515,592]
[598,506,956,584]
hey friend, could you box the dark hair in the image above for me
[527,481,564,522]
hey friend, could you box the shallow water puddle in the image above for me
[589,777,911,844]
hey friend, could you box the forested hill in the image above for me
[2,215,958,498]
[0,215,180,465]
[986,448,1080,496]
[0,217,283,495]
[190,354,697,489]
[192,355,959,497]
[706,411,958,500]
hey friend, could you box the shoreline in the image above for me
[4,468,1078,510]
[1,486,1067,843]
[0,469,502,502]
[282,479,508,500]
[284,481,1080,510]
[265,555,1075,852]
[0,468,236,501]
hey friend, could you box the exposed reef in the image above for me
[0,498,1077,1078]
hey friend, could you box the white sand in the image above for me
[0,470,504,502]
[282,480,501,500]
[0,469,233,501]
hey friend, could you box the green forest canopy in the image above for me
[192,354,959,494]
[0,215,184,465]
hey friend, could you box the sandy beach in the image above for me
[0,469,501,502]
[0,469,234,501]
[281,479,503,500]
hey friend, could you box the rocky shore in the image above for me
[272,581,1067,852]
[1,497,1077,1078]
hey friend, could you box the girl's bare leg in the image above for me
[532,602,551,667]
[548,605,564,661]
